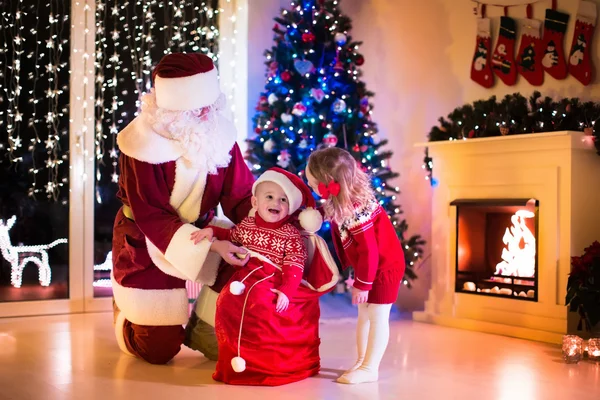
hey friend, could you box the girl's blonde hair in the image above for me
[307,147,376,224]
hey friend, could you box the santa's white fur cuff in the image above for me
[111,273,189,326]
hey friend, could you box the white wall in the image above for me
[245,0,600,312]
[247,0,290,138]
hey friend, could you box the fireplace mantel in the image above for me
[413,131,600,344]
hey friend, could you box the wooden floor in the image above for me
[0,312,599,400]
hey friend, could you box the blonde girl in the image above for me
[305,147,406,384]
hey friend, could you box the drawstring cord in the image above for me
[236,272,275,360]
[240,265,264,284]
[229,258,277,373]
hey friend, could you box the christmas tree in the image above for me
[245,0,425,287]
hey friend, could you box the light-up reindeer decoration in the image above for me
[0,216,68,288]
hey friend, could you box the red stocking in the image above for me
[470,18,494,88]
[541,8,570,80]
[517,17,543,86]
[491,16,517,85]
[568,1,597,86]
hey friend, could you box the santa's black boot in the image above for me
[184,305,219,361]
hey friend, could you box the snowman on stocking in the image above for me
[541,0,570,80]
[568,1,597,85]
[470,5,494,88]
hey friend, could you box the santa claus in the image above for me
[111,52,254,364]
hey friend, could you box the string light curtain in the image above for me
[94,0,220,203]
[0,0,71,204]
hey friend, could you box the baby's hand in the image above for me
[190,228,214,244]
[270,289,289,313]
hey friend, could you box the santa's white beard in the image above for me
[140,90,237,173]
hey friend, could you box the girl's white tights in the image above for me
[337,302,392,384]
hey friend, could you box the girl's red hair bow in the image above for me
[318,180,340,198]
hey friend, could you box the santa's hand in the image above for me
[271,289,289,313]
[210,240,249,267]
[190,228,214,244]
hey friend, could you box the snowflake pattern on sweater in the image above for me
[212,216,307,297]
[229,218,306,270]
[339,199,381,249]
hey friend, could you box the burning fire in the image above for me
[495,210,536,278]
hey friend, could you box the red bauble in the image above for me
[323,132,338,148]
[281,71,291,82]
[302,33,315,43]
[353,144,360,152]
[255,127,261,134]
[355,55,365,66]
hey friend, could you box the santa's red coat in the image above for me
[112,113,254,327]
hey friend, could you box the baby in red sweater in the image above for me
[190,167,326,385]
[305,147,406,385]
[191,167,320,311]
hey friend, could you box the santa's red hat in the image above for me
[152,53,221,111]
[252,167,323,233]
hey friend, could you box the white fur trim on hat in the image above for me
[253,170,303,214]
[155,67,221,111]
[298,207,323,233]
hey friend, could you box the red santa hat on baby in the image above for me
[252,167,323,233]
[151,53,221,111]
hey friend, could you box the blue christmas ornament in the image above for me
[332,99,346,114]
[334,32,347,45]
[302,0,315,10]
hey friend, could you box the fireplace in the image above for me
[452,198,538,302]
[413,131,600,344]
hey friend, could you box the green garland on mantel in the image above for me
[423,91,600,185]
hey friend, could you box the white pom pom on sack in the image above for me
[298,207,323,233]
[229,281,246,295]
[231,356,246,372]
